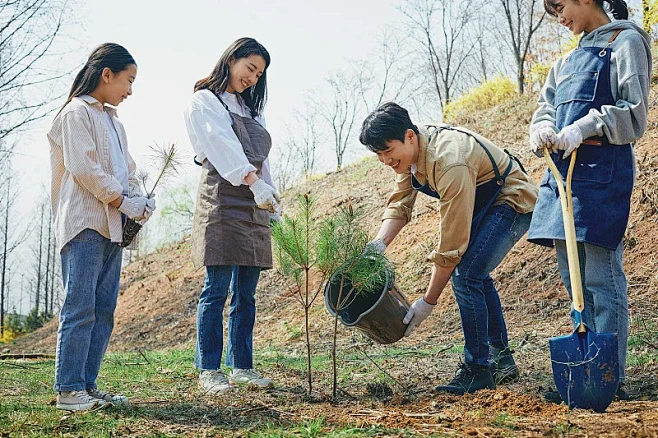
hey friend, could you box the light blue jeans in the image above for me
[195,265,261,371]
[54,229,123,392]
[554,240,628,381]
[451,204,533,367]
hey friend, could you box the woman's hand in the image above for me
[249,179,281,213]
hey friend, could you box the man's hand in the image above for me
[249,179,281,213]
[363,238,386,255]
[403,297,436,336]
[117,196,148,220]
[556,124,583,158]
[530,126,558,157]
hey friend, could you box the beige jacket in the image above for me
[383,125,538,268]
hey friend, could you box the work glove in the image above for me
[556,124,583,158]
[249,179,281,213]
[530,126,558,157]
[403,297,436,336]
[139,194,157,224]
[270,203,283,223]
[127,184,145,198]
[363,238,386,256]
[117,196,148,221]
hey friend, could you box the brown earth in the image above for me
[8,90,658,436]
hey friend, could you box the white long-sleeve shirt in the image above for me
[184,89,273,187]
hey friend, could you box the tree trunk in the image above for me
[35,206,44,314]
[0,180,9,337]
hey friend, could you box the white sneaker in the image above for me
[229,368,274,389]
[56,390,105,411]
[87,388,129,404]
[198,370,235,395]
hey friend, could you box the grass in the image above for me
[0,348,415,437]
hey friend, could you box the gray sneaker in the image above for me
[87,388,128,404]
[229,368,274,389]
[56,390,105,411]
[199,369,235,395]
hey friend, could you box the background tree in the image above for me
[0,0,75,156]
[399,0,483,111]
[316,69,361,171]
[354,31,421,114]
[285,101,321,181]
[497,0,547,94]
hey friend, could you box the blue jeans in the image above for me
[195,265,261,370]
[54,229,123,392]
[451,205,532,367]
[554,240,628,381]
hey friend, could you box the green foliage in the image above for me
[643,0,658,35]
[23,308,50,332]
[443,75,517,122]
[4,313,24,334]
[317,202,390,303]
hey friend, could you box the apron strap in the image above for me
[599,29,623,57]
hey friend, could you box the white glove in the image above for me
[403,297,436,336]
[363,238,387,255]
[139,194,157,224]
[117,196,148,220]
[530,126,558,157]
[249,179,281,213]
[127,184,145,198]
[270,203,283,223]
[556,124,583,158]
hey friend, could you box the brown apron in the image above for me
[191,97,272,269]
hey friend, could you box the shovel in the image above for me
[545,147,619,413]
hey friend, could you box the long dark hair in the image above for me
[194,37,271,117]
[544,0,628,19]
[60,43,136,112]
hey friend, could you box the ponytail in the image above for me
[602,0,629,20]
[59,43,136,114]
[544,0,628,19]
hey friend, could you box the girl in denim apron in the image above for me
[184,38,279,395]
[528,0,651,401]
[49,43,155,410]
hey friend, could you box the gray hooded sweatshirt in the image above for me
[531,20,652,146]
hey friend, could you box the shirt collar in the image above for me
[79,95,118,117]
[415,130,429,178]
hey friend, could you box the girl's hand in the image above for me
[556,125,583,158]
[530,127,558,157]
[118,196,149,220]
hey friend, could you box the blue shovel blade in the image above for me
[549,328,619,413]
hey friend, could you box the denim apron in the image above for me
[527,30,633,250]
[191,96,273,268]
[411,126,521,238]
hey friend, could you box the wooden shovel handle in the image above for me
[543,148,586,333]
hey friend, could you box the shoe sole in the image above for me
[198,381,235,395]
[56,401,101,411]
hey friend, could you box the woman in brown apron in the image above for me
[184,38,279,395]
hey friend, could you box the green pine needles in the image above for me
[272,194,392,401]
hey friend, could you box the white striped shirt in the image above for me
[48,95,138,252]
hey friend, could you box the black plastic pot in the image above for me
[119,218,142,247]
[324,268,410,344]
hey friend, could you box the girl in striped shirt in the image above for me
[48,43,155,410]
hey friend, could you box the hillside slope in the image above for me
[11,92,658,369]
